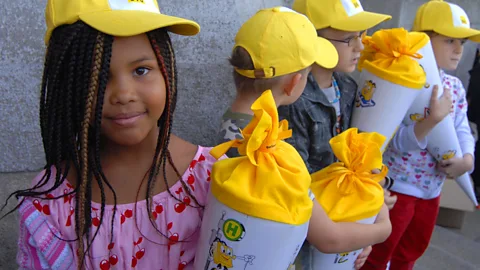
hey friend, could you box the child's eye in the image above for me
[134,67,150,76]
[446,39,455,44]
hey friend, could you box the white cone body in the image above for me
[311,215,377,270]
[351,71,422,152]
[403,41,478,206]
[194,192,309,270]
[403,40,443,126]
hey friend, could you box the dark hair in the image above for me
[2,21,200,268]
[229,46,309,93]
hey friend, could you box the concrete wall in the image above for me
[1,0,479,172]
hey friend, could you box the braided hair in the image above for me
[2,21,200,268]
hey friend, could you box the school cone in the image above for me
[351,28,429,152]
[193,90,313,270]
[309,128,387,269]
[403,39,478,207]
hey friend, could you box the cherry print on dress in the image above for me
[99,242,118,270]
[65,206,74,226]
[178,250,187,270]
[121,209,133,225]
[32,193,54,215]
[174,187,191,214]
[187,174,195,191]
[151,202,164,220]
[131,237,145,268]
[167,222,179,251]
[91,207,101,227]
[63,183,75,204]
[207,170,211,182]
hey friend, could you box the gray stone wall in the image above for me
[1,0,479,172]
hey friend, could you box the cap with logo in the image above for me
[44,0,200,44]
[233,7,339,79]
[292,0,391,32]
[412,0,480,42]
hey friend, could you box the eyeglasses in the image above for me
[324,31,366,47]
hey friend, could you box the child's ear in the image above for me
[284,73,303,96]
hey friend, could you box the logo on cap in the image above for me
[341,0,364,17]
[449,3,470,28]
[109,0,158,12]
[351,0,360,9]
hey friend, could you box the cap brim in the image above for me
[79,10,200,37]
[332,11,392,32]
[314,37,339,69]
[469,34,480,43]
[434,26,480,42]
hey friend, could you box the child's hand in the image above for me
[437,154,474,178]
[428,86,452,123]
[384,190,397,210]
[374,204,392,240]
[354,245,372,269]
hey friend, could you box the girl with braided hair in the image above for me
[3,0,221,269]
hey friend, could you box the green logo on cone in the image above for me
[223,219,245,241]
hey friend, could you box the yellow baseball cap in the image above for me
[233,7,338,79]
[412,0,480,42]
[293,0,391,32]
[44,0,200,44]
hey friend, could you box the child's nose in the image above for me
[454,41,464,54]
[353,37,364,51]
[108,78,137,105]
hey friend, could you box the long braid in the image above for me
[140,31,174,238]
[163,38,201,208]
[77,33,104,268]
[90,34,116,252]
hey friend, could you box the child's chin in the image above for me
[441,64,458,71]
[336,64,356,73]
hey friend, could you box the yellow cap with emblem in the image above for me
[44,0,200,44]
[292,0,391,32]
[412,0,480,42]
[233,6,339,79]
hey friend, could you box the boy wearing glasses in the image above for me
[277,0,393,269]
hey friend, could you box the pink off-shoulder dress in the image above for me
[17,146,217,270]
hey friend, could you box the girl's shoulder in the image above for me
[168,135,220,170]
[29,166,72,196]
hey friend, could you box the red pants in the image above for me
[361,191,440,270]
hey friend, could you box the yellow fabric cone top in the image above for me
[210,90,313,225]
[358,28,429,89]
[311,128,387,222]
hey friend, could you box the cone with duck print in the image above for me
[352,28,429,152]
[193,90,313,270]
[403,39,478,207]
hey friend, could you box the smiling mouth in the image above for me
[108,112,146,126]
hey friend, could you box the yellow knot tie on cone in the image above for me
[210,90,313,225]
[311,128,387,222]
[359,28,429,89]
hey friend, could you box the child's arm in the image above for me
[438,83,475,177]
[17,198,74,269]
[306,201,391,253]
[278,101,313,172]
[389,85,452,152]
